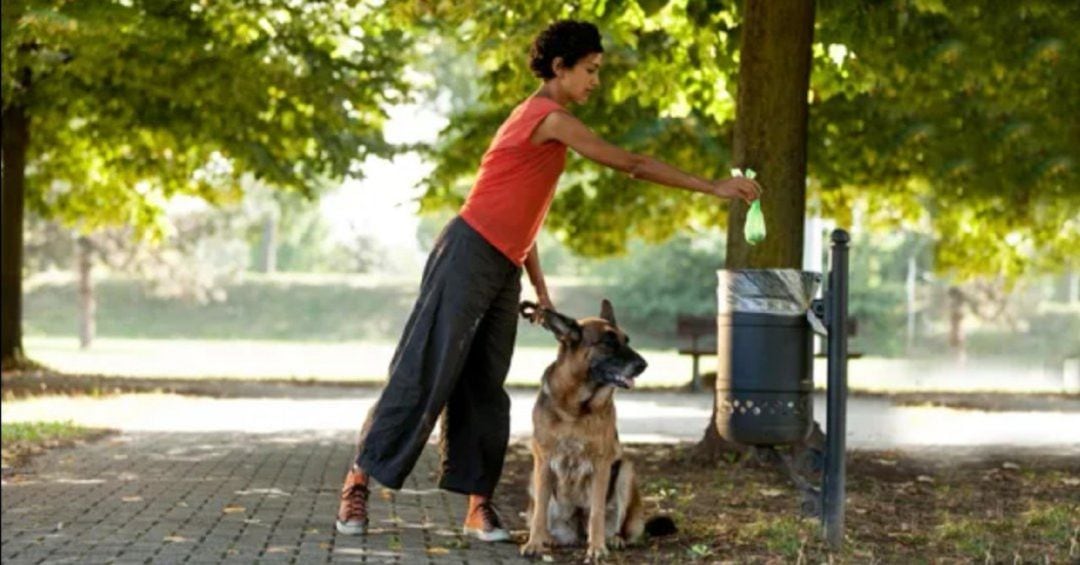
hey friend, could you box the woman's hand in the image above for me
[532,293,556,324]
[711,177,762,204]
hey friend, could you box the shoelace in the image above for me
[476,501,503,530]
[342,483,369,522]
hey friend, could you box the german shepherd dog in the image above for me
[519,300,675,561]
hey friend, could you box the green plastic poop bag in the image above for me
[732,168,766,245]
[745,200,766,245]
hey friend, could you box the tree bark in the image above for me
[257,214,277,273]
[697,0,816,461]
[947,285,966,364]
[1,78,30,364]
[906,254,917,354]
[77,236,96,350]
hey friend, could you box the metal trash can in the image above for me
[715,269,822,446]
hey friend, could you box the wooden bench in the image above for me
[677,316,718,392]
[676,314,863,392]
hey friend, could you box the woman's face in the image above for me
[556,52,603,104]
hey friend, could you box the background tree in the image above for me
[32,201,250,350]
[2,0,411,363]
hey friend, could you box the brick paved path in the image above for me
[1,431,530,564]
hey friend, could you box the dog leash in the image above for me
[519,300,542,321]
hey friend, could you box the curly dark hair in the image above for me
[529,20,604,80]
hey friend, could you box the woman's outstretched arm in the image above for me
[533,111,760,202]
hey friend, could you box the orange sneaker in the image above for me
[462,496,510,542]
[335,465,370,535]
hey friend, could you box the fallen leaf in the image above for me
[759,488,784,498]
[121,496,142,503]
[223,505,246,514]
[426,547,450,556]
[164,536,188,543]
[1001,462,1020,470]
[916,475,935,484]
[1062,477,1079,487]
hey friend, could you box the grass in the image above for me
[1,420,88,443]
[1,420,111,468]
[24,273,634,347]
[935,504,1080,561]
[741,515,807,556]
[20,336,699,387]
[19,272,1072,393]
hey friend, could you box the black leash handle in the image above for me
[520,300,541,321]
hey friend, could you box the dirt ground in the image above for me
[494,443,1079,563]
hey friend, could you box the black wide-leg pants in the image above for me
[355,216,521,496]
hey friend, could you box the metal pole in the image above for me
[823,229,850,548]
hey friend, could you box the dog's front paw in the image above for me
[520,536,550,558]
[606,535,626,549]
[584,543,609,562]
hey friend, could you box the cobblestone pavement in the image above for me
[1,431,530,564]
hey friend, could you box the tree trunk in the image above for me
[1069,269,1079,305]
[257,214,277,273]
[906,254,917,354]
[947,285,966,363]
[697,0,816,461]
[77,236,96,350]
[1,85,30,364]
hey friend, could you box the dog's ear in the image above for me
[547,311,583,344]
[600,299,616,326]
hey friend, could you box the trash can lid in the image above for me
[717,269,822,315]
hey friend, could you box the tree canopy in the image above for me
[811,0,1079,281]
[2,0,411,232]
[403,0,1079,280]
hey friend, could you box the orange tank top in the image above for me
[459,96,568,266]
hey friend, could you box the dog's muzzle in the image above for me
[594,354,648,389]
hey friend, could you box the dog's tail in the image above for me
[644,515,677,537]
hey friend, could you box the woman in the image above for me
[336,20,760,541]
